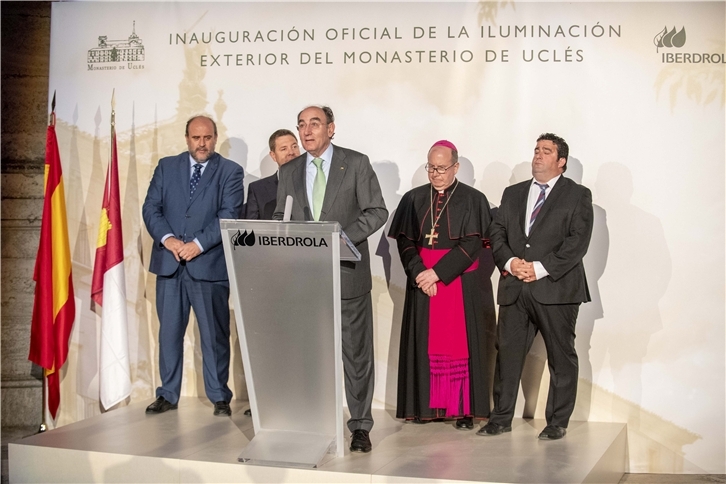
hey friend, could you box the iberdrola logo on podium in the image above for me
[231,230,256,248]
[231,229,328,249]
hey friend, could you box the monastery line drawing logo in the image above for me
[88,21,145,69]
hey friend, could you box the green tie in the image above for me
[312,157,326,221]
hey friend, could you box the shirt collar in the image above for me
[306,143,334,165]
[531,174,562,188]
[189,153,210,169]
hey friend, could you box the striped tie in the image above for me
[528,182,548,232]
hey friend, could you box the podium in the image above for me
[220,219,360,468]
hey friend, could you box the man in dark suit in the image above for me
[245,129,300,220]
[273,105,388,453]
[480,133,593,440]
[142,115,244,417]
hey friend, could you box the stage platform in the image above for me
[9,398,626,483]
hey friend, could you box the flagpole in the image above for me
[38,374,48,433]
[38,91,56,434]
[111,88,115,132]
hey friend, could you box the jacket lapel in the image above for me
[320,145,346,220]
[292,158,311,220]
[516,180,531,235]
[179,153,192,202]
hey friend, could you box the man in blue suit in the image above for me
[142,115,244,416]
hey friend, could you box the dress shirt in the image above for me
[504,174,562,280]
[305,143,334,210]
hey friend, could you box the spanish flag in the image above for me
[91,94,131,410]
[29,103,76,420]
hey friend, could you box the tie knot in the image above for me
[194,164,202,173]
[312,157,324,169]
[535,182,548,191]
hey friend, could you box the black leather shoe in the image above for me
[538,424,566,440]
[243,408,252,416]
[350,429,372,453]
[213,401,231,416]
[476,421,512,436]
[455,417,474,430]
[145,397,177,414]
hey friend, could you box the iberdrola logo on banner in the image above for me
[87,21,145,71]
[654,26,686,52]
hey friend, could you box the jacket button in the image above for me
[185,215,190,218]
[525,244,531,248]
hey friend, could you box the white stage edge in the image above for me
[9,398,626,483]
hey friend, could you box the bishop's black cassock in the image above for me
[389,180,493,420]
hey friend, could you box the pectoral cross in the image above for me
[425,228,438,246]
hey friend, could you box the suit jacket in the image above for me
[245,173,278,220]
[273,145,388,298]
[489,175,593,306]
[142,151,244,282]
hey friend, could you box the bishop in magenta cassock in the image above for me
[388,140,493,429]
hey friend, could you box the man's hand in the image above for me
[178,242,202,262]
[416,269,440,297]
[422,284,438,297]
[163,237,184,261]
[511,258,536,283]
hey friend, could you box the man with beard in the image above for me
[142,115,244,417]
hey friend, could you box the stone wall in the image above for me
[1,1,52,429]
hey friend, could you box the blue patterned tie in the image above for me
[190,163,202,200]
[528,182,548,232]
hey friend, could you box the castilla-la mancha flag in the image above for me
[29,111,76,420]
[91,106,131,410]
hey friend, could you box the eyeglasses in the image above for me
[297,120,327,131]
[424,162,458,175]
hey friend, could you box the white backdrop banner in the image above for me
[48,1,724,473]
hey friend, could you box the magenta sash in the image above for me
[418,247,478,416]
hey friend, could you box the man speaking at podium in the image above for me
[273,105,388,453]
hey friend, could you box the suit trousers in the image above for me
[490,283,580,428]
[341,293,375,432]
[155,266,233,405]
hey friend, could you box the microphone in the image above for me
[283,195,293,222]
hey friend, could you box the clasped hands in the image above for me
[164,237,201,262]
[415,269,440,297]
[510,258,536,283]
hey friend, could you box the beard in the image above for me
[190,147,214,162]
